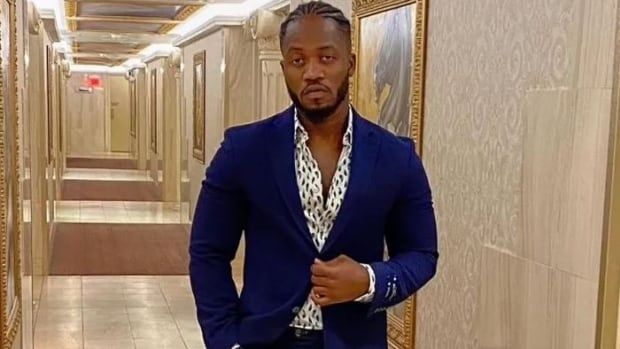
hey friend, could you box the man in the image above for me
[189,2,438,348]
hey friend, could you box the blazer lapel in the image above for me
[322,111,381,252]
[269,106,318,252]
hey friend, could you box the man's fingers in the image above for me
[324,254,350,266]
[311,260,331,277]
[310,292,323,305]
[312,295,337,307]
[311,287,334,307]
[312,286,329,296]
[313,296,334,307]
[311,275,332,287]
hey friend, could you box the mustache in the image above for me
[302,84,330,95]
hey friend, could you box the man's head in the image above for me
[279,1,355,123]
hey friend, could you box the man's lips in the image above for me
[303,85,329,95]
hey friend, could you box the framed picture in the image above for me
[130,73,136,137]
[192,51,206,163]
[0,0,23,347]
[45,44,53,163]
[150,68,157,153]
[57,62,63,153]
[352,0,427,153]
[351,0,428,348]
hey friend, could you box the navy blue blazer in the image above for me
[189,106,438,349]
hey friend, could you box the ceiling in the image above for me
[64,0,209,66]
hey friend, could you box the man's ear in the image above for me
[348,53,356,76]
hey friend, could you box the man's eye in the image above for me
[321,56,335,62]
[292,58,304,65]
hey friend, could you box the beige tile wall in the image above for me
[181,29,225,217]
[181,27,257,292]
[416,0,618,347]
[224,27,257,128]
[20,2,62,348]
[27,12,48,316]
[596,1,620,346]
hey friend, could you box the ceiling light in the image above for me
[70,64,127,75]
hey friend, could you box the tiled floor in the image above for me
[37,158,200,348]
[35,276,204,349]
[54,201,191,224]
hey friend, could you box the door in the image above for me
[110,76,130,152]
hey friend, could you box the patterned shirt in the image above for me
[290,107,375,330]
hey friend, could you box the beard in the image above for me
[287,75,349,124]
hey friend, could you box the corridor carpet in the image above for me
[66,157,138,169]
[62,180,161,201]
[50,223,190,275]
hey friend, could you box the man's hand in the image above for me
[310,255,370,307]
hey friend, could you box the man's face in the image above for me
[280,15,355,123]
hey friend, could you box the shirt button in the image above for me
[292,306,300,314]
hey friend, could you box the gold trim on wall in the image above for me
[158,5,202,34]
[0,0,23,347]
[45,45,53,164]
[56,57,64,155]
[351,0,428,347]
[595,63,620,348]
[130,73,137,138]
[192,50,205,164]
[65,1,78,31]
[150,68,157,153]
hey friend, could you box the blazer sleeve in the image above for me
[368,140,438,315]
[189,129,247,349]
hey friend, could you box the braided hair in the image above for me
[279,1,351,50]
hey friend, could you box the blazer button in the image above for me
[292,306,300,314]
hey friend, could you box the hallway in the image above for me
[2,0,620,348]
[33,153,200,349]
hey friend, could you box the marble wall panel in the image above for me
[416,0,618,347]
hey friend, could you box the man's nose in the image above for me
[303,60,324,81]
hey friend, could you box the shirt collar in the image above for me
[294,107,353,147]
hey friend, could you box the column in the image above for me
[161,49,182,202]
[26,1,49,308]
[135,68,148,170]
[60,59,70,177]
[245,9,290,119]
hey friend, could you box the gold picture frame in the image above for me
[57,58,63,153]
[352,0,428,348]
[192,51,206,163]
[130,73,136,138]
[0,0,23,348]
[45,44,53,163]
[150,68,157,153]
